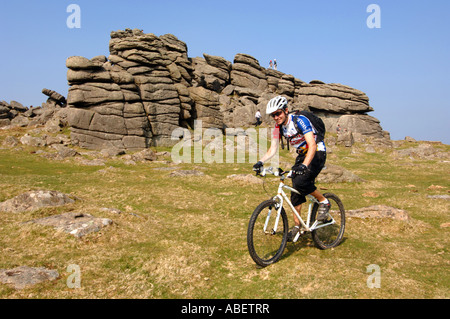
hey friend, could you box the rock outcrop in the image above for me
[0,100,28,127]
[316,164,364,183]
[0,88,69,130]
[0,266,59,290]
[64,28,388,150]
[0,190,75,213]
[346,205,410,221]
[28,212,113,238]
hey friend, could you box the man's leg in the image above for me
[310,189,330,221]
[310,189,326,202]
[295,190,327,225]
[294,204,302,227]
[289,192,306,241]
[293,151,329,222]
[287,204,302,242]
[290,155,307,232]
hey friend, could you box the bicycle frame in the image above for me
[262,168,336,240]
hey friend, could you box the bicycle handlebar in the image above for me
[254,166,291,178]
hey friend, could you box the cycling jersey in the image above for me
[273,114,326,154]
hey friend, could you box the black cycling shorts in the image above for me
[290,151,326,206]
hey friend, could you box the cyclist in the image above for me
[253,96,330,241]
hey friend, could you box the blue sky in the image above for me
[0,0,449,143]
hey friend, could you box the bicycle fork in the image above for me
[264,201,282,235]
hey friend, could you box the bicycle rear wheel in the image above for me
[311,193,345,250]
[247,199,288,267]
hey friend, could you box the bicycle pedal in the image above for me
[292,231,304,243]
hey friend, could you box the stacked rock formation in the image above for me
[67,30,198,149]
[65,28,387,150]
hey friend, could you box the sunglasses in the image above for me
[271,111,284,118]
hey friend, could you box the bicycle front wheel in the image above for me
[247,199,288,267]
[311,193,346,250]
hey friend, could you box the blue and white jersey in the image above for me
[274,114,326,154]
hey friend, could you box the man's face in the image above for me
[271,109,287,126]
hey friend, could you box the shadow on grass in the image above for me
[280,235,349,264]
[249,235,349,269]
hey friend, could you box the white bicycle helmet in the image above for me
[266,96,288,115]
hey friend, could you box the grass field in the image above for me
[0,126,448,299]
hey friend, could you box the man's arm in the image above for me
[259,135,279,164]
[302,131,317,167]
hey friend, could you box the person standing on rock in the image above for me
[255,109,262,126]
[269,60,273,69]
[252,96,330,241]
[274,59,277,70]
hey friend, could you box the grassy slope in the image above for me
[0,127,448,298]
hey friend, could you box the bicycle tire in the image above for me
[311,193,346,250]
[247,199,289,267]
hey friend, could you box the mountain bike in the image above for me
[247,167,346,267]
